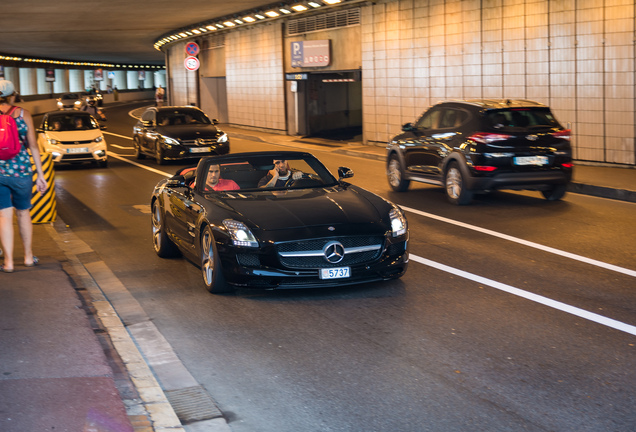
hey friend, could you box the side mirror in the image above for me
[212,118,219,125]
[338,167,354,180]
[402,122,415,132]
[142,120,154,127]
[100,124,108,130]
[36,128,44,134]
[166,175,186,188]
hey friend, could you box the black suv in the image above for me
[132,106,230,164]
[386,99,573,205]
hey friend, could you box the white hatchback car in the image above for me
[37,111,108,167]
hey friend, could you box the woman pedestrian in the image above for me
[0,80,47,273]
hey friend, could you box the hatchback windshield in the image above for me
[45,113,99,131]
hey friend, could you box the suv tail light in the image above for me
[551,129,571,141]
[468,132,512,144]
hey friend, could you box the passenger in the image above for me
[50,120,62,131]
[258,158,303,188]
[204,164,240,191]
[73,117,85,130]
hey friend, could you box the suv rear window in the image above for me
[487,108,561,131]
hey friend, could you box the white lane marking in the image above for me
[411,254,636,336]
[110,144,133,150]
[107,152,172,177]
[103,131,133,140]
[401,205,636,278]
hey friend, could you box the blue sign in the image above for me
[291,42,303,67]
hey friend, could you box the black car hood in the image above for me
[156,124,222,140]
[211,186,388,232]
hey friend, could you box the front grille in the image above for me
[237,253,260,267]
[61,153,93,160]
[276,236,384,269]
[182,139,218,146]
[60,140,94,145]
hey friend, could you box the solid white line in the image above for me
[107,152,172,177]
[411,254,636,336]
[110,144,132,150]
[103,131,133,140]
[401,205,636,278]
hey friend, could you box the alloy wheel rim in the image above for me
[446,168,461,199]
[152,205,161,250]
[388,159,401,187]
[202,231,214,285]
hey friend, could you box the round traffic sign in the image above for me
[184,56,200,71]
[185,42,200,56]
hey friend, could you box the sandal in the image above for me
[1,265,14,273]
[25,256,39,267]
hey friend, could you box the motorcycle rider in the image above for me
[82,96,107,122]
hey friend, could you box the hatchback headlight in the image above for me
[94,136,103,143]
[47,138,58,145]
[223,220,258,247]
[389,206,407,237]
[218,133,228,143]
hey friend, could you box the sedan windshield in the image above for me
[156,110,211,126]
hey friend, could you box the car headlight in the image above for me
[218,133,228,143]
[163,136,180,146]
[47,138,58,145]
[223,219,258,247]
[94,136,103,143]
[389,206,407,237]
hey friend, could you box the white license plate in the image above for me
[320,267,351,280]
[66,147,89,154]
[514,155,548,166]
[190,147,211,153]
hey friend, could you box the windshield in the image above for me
[45,113,99,131]
[195,154,339,192]
[156,109,211,126]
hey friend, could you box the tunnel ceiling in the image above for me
[0,0,275,65]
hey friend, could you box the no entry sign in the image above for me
[184,56,200,71]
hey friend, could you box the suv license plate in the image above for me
[190,147,211,153]
[514,156,548,166]
[320,267,350,280]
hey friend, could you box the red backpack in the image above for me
[0,106,22,160]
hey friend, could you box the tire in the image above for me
[155,143,165,165]
[201,226,232,293]
[445,162,473,205]
[387,154,410,192]
[541,184,567,201]
[151,200,180,258]
[134,137,145,160]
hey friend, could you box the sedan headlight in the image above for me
[163,136,180,146]
[389,206,407,237]
[218,133,228,143]
[223,219,258,247]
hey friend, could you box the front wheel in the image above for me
[445,162,473,205]
[155,143,165,165]
[151,200,180,258]
[541,184,567,201]
[387,155,410,192]
[201,226,233,294]
[134,137,145,160]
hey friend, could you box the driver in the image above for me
[205,164,240,191]
[258,159,303,188]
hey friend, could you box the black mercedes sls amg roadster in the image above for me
[150,151,409,293]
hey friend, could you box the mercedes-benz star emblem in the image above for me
[526,134,538,141]
[323,241,345,264]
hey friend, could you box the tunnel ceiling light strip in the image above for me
[0,54,164,69]
[154,0,351,50]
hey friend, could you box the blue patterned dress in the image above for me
[0,108,32,178]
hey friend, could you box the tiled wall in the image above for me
[225,25,286,131]
[362,0,635,165]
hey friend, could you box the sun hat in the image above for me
[0,80,16,97]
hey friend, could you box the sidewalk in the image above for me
[0,131,634,432]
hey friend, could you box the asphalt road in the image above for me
[48,102,636,432]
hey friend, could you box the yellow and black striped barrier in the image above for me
[30,152,57,224]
